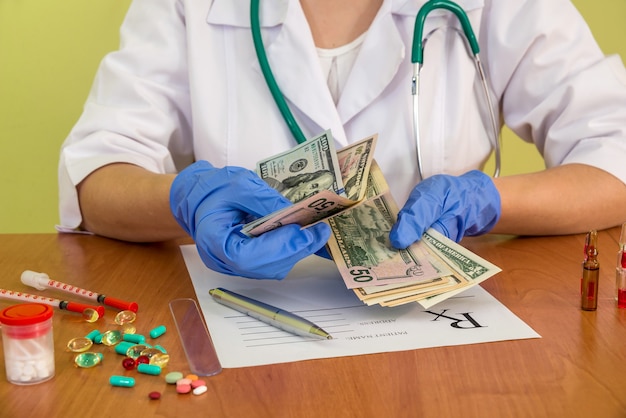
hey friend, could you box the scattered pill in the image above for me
[149,325,167,339]
[137,363,161,376]
[176,378,192,386]
[84,330,101,341]
[67,337,93,353]
[140,347,162,358]
[122,357,136,370]
[191,379,206,389]
[136,355,150,366]
[185,374,199,381]
[123,333,146,344]
[192,385,208,396]
[114,310,137,325]
[126,344,150,359]
[74,352,103,368]
[110,375,135,388]
[82,308,100,323]
[101,330,123,346]
[176,383,192,394]
[114,341,135,355]
[121,323,136,334]
[149,353,170,368]
[165,371,183,384]
[148,391,161,400]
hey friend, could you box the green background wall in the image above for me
[1,0,625,233]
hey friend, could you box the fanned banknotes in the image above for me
[243,130,501,308]
[241,133,377,237]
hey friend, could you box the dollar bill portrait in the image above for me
[264,169,336,203]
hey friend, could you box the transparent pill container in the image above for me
[0,303,55,385]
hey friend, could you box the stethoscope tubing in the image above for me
[251,0,501,179]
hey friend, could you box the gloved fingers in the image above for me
[389,191,443,249]
[197,221,331,280]
[170,161,294,237]
[431,217,463,242]
[191,166,293,218]
[314,244,332,260]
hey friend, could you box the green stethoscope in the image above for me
[250,0,501,180]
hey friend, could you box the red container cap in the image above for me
[0,303,53,326]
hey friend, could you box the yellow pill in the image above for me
[82,309,100,323]
[101,330,123,346]
[67,337,93,353]
[114,310,137,325]
[149,353,170,368]
[74,352,103,368]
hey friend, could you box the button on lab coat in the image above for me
[59,0,626,229]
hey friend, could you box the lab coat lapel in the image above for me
[208,0,343,144]
[263,3,347,145]
[336,1,404,125]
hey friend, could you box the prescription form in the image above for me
[180,245,540,368]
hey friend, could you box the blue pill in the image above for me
[114,341,135,355]
[123,334,146,344]
[110,375,135,387]
[85,330,101,342]
[149,325,166,339]
[137,363,162,376]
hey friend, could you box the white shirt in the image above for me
[58,0,626,230]
[317,33,366,104]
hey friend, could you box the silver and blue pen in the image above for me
[209,287,332,340]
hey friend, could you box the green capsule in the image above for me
[101,330,123,346]
[137,363,162,376]
[67,337,93,353]
[109,375,135,387]
[149,325,166,339]
[123,334,146,344]
[85,330,101,342]
[74,352,103,368]
[114,341,135,355]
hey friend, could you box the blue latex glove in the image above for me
[170,160,331,279]
[389,170,501,247]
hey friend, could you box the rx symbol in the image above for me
[423,309,484,329]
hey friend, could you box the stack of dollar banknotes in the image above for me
[242,131,501,309]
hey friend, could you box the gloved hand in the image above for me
[389,170,501,247]
[170,160,331,279]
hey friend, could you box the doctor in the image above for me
[59,0,626,279]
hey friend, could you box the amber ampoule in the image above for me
[581,230,599,311]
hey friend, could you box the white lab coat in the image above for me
[59,0,626,230]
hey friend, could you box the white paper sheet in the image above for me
[180,245,540,368]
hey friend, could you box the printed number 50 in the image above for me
[308,198,335,211]
[350,268,373,283]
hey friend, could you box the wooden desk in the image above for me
[0,230,625,417]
